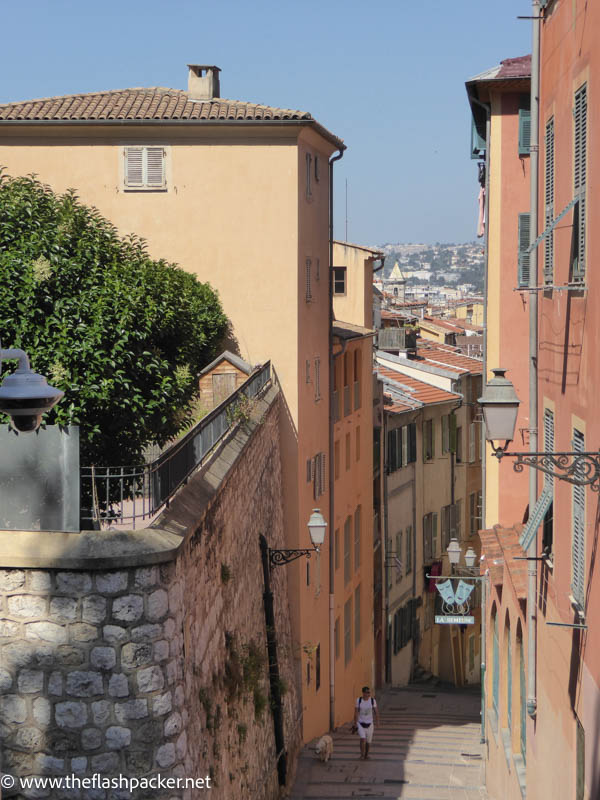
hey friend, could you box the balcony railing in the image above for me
[81,361,272,528]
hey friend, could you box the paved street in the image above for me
[290,686,488,800]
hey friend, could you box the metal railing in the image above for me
[81,362,272,527]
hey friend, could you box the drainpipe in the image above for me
[527,0,541,719]
[328,147,345,732]
[467,88,490,753]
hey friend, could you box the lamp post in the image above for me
[0,347,64,432]
[259,509,327,787]
[478,367,600,489]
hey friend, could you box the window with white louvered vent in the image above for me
[124,146,166,190]
[572,84,587,281]
[571,429,586,608]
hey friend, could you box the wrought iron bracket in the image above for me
[491,448,600,491]
[269,547,318,568]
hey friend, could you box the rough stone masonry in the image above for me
[0,384,301,799]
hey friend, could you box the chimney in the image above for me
[187,65,221,101]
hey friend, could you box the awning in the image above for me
[519,483,553,550]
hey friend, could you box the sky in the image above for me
[0,0,531,247]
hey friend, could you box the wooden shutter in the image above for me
[402,426,408,466]
[518,213,531,287]
[124,147,144,187]
[518,108,531,156]
[572,429,586,606]
[423,514,432,562]
[544,118,555,284]
[469,422,476,463]
[409,423,417,463]
[146,147,165,187]
[432,512,438,558]
[449,413,457,453]
[573,84,587,280]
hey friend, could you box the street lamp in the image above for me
[0,348,64,432]
[479,367,600,489]
[259,509,328,787]
[266,508,327,567]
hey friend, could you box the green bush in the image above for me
[0,172,228,467]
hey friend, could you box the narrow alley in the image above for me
[290,686,487,800]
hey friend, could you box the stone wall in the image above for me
[0,384,301,799]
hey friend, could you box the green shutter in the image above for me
[518,213,531,287]
[449,413,457,453]
[519,108,531,156]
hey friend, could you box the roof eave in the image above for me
[0,116,346,151]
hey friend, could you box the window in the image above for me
[423,512,438,561]
[306,561,310,586]
[124,146,166,189]
[456,426,463,463]
[355,426,361,462]
[544,117,555,284]
[334,618,340,660]
[455,499,462,541]
[307,658,311,686]
[470,491,482,536]
[334,440,340,480]
[572,429,586,608]
[441,504,458,550]
[388,427,399,472]
[305,258,312,302]
[442,415,450,453]
[314,357,321,401]
[305,360,310,384]
[405,525,412,574]
[401,425,408,466]
[395,531,403,583]
[306,153,312,198]
[344,597,352,664]
[354,506,361,571]
[312,452,326,500]
[333,267,347,295]
[469,422,477,463]
[518,212,531,288]
[315,257,320,280]
[344,516,352,585]
[543,409,554,559]
[518,100,531,156]
[354,586,361,646]
[423,419,434,461]
[572,83,587,281]
[492,611,500,715]
[353,349,361,411]
[345,433,351,471]
[314,155,320,183]
[334,528,339,571]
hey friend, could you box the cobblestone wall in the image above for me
[0,387,300,799]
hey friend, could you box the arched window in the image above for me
[492,607,499,715]
[517,622,526,763]
[505,616,512,729]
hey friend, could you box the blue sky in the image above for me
[1,0,530,246]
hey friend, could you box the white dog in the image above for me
[315,734,333,762]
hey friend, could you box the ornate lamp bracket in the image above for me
[492,448,600,491]
[269,547,318,568]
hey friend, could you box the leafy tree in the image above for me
[0,172,228,466]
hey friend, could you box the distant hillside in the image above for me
[375,242,484,293]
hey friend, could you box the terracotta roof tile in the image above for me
[0,88,315,123]
[379,366,461,409]
[417,342,483,375]
[497,55,532,79]
[480,524,527,599]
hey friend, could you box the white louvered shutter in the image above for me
[573,85,587,280]
[146,147,165,187]
[572,430,586,606]
[544,409,554,487]
[320,452,327,498]
[125,147,144,187]
[544,118,555,284]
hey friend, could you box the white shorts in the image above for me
[357,722,374,743]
